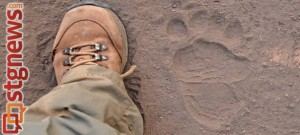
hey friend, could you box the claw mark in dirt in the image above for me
[173,39,251,131]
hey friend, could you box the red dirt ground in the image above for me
[1,0,300,135]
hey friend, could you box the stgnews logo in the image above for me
[1,3,29,134]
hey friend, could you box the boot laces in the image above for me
[63,42,136,78]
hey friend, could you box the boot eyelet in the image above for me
[94,43,108,51]
[63,48,74,55]
[63,56,74,66]
[94,54,108,61]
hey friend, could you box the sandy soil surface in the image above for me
[1,0,300,135]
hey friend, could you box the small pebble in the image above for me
[172,4,177,8]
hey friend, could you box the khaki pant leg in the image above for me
[20,65,143,135]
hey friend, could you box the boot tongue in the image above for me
[73,46,93,63]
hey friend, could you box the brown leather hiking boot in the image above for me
[52,2,129,84]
